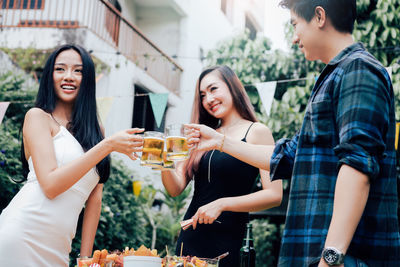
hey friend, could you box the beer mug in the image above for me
[162,144,175,169]
[165,124,189,161]
[151,143,175,170]
[141,131,164,167]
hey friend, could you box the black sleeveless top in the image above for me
[176,123,259,267]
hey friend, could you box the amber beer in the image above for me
[163,148,175,169]
[166,136,189,160]
[165,124,189,161]
[151,144,175,170]
[141,131,164,167]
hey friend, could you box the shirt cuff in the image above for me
[334,143,380,180]
[270,138,296,181]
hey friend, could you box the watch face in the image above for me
[323,249,339,264]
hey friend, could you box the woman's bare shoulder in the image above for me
[247,122,274,145]
[24,108,52,131]
[25,107,49,120]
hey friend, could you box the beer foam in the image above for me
[144,137,165,141]
[166,136,187,139]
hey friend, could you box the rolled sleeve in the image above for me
[270,133,299,181]
[334,59,391,180]
[334,143,380,179]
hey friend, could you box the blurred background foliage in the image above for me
[1,1,400,266]
[0,47,110,81]
[0,71,36,210]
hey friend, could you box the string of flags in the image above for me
[148,93,169,128]
[254,81,277,117]
[0,77,303,128]
[0,102,10,126]
[0,67,395,143]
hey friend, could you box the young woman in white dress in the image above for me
[0,44,143,266]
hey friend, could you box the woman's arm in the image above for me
[161,161,190,197]
[80,183,103,257]
[220,171,282,212]
[191,170,282,229]
[186,123,275,170]
[23,108,143,199]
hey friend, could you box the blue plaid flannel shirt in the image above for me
[270,43,400,266]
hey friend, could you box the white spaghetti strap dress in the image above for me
[0,126,99,266]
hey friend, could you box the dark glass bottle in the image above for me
[239,223,256,267]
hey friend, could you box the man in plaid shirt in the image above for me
[269,0,400,266]
[186,0,400,266]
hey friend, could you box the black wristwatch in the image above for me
[322,247,345,266]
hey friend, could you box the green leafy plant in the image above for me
[0,71,36,210]
[157,185,193,253]
[251,218,282,267]
[134,182,192,256]
[160,184,192,220]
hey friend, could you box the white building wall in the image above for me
[174,0,235,124]
[135,7,181,57]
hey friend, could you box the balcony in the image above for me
[0,0,183,95]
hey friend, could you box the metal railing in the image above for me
[0,0,183,95]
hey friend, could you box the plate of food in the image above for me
[164,255,219,267]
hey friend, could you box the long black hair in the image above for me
[20,44,110,183]
[184,65,258,179]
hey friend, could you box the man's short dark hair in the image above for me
[279,0,356,33]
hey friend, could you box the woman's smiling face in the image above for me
[199,70,235,119]
[53,49,83,104]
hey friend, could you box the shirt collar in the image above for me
[328,42,366,66]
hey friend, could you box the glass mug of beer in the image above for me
[151,143,175,170]
[163,142,175,169]
[165,124,189,161]
[141,131,164,167]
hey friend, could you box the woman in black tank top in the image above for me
[161,66,282,267]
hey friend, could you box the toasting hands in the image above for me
[184,124,224,152]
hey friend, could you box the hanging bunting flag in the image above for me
[96,97,114,124]
[255,81,277,116]
[149,93,169,128]
[0,102,10,126]
[386,67,392,80]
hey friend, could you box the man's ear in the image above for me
[314,6,327,27]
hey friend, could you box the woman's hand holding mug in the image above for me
[106,128,144,160]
